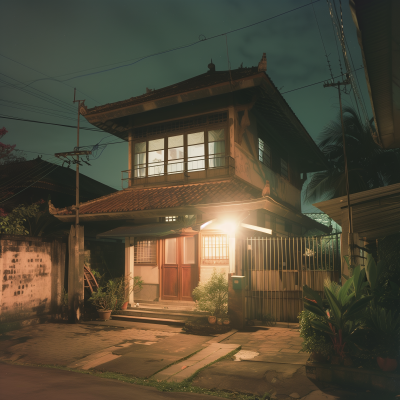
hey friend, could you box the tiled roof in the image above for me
[54,178,261,215]
[0,158,116,201]
[84,67,262,116]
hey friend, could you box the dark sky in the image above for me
[0,0,372,213]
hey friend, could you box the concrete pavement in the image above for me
[0,321,398,399]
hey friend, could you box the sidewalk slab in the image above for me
[93,333,211,379]
[153,342,241,383]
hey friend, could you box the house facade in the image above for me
[52,54,329,303]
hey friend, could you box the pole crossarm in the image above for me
[55,151,92,158]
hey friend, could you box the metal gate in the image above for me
[240,234,340,323]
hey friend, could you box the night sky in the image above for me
[0,0,372,213]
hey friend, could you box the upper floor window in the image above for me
[133,128,226,178]
[281,158,289,179]
[258,138,271,168]
[165,216,178,222]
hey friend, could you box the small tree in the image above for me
[192,270,228,317]
[0,127,26,165]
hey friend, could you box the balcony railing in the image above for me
[122,155,235,189]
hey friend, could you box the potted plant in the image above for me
[88,282,118,321]
[113,275,143,311]
[366,303,400,371]
[192,270,228,325]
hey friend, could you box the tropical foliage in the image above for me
[305,106,400,203]
[192,270,228,317]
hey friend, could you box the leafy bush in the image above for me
[298,310,333,358]
[192,270,228,317]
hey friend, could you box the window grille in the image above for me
[134,239,157,264]
[281,158,288,179]
[202,234,229,262]
[258,138,271,168]
[165,216,178,222]
[133,112,227,139]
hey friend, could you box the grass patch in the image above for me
[2,359,261,399]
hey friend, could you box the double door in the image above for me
[161,236,198,301]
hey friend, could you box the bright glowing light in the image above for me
[220,220,238,234]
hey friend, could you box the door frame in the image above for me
[161,235,198,301]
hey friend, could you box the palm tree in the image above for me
[305,106,400,203]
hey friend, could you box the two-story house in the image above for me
[52,54,329,303]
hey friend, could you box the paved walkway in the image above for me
[0,321,397,399]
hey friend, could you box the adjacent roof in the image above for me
[350,0,400,149]
[52,178,261,216]
[314,183,400,240]
[0,158,116,205]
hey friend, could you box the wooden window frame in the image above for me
[134,238,157,265]
[132,123,229,179]
[258,137,271,168]
[201,233,229,264]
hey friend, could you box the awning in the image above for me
[314,183,400,240]
[97,222,199,239]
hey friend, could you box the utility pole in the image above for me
[324,74,356,272]
[54,89,90,323]
[73,88,85,233]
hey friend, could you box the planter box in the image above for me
[306,359,400,394]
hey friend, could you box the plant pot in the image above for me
[121,301,129,310]
[311,352,328,363]
[223,318,230,325]
[97,309,112,321]
[208,316,217,324]
[377,357,398,372]
[217,318,223,325]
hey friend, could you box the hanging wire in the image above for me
[311,0,334,80]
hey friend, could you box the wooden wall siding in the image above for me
[241,235,340,323]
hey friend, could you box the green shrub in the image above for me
[192,270,228,317]
[298,310,333,358]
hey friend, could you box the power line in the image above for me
[0,53,101,105]
[0,114,106,132]
[7,1,322,85]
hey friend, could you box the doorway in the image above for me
[161,236,198,301]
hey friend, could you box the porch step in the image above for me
[111,315,185,326]
[113,309,204,322]
[128,305,207,316]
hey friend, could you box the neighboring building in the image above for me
[0,157,117,211]
[52,54,329,302]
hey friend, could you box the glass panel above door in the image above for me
[165,238,177,264]
[183,236,195,264]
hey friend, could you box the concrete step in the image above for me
[128,306,207,316]
[114,309,204,321]
[111,314,185,326]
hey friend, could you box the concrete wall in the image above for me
[0,235,66,332]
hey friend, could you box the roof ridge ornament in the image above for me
[258,52,267,72]
[208,59,215,72]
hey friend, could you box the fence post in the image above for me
[228,273,245,330]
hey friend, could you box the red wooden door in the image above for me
[162,236,197,301]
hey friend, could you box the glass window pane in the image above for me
[188,143,204,158]
[183,236,195,264]
[188,132,204,145]
[208,129,224,142]
[148,150,164,164]
[134,153,146,178]
[208,141,225,155]
[168,135,183,148]
[149,138,164,151]
[165,238,176,264]
[135,142,146,153]
[168,147,184,160]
